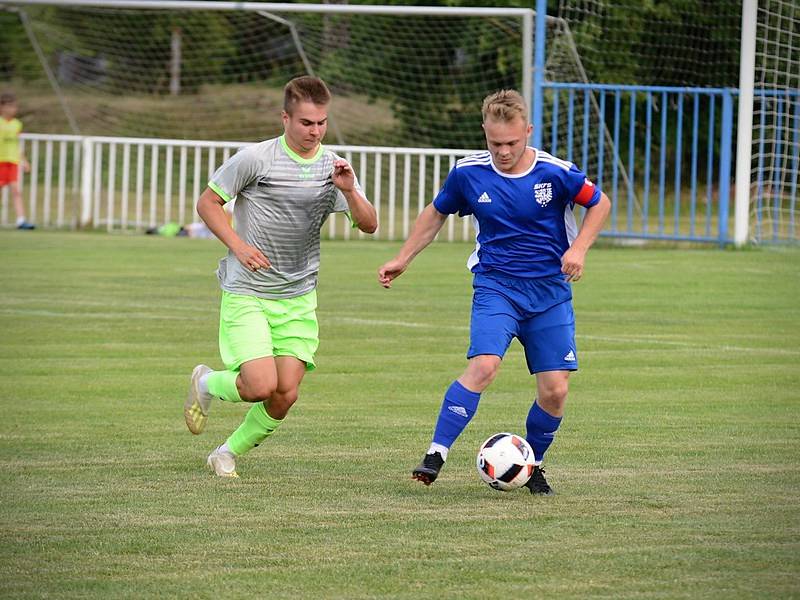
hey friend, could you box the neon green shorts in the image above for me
[218,290,319,372]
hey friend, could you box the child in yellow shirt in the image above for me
[0,92,34,230]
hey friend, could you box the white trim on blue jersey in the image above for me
[466,216,481,271]
[563,204,579,245]
[536,150,573,172]
[456,151,492,169]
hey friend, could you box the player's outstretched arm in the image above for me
[196,187,271,273]
[378,203,447,288]
[561,192,611,282]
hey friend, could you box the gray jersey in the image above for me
[208,136,358,299]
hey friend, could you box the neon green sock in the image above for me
[226,402,283,456]
[206,370,242,403]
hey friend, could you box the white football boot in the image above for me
[184,364,213,434]
[207,446,238,478]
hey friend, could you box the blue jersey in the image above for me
[433,148,601,279]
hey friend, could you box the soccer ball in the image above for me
[476,433,535,491]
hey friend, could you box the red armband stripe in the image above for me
[574,179,596,206]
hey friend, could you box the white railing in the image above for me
[8,133,478,241]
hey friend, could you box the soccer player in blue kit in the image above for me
[377,90,610,494]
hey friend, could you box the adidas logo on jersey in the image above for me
[447,405,469,418]
[477,192,492,203]
[563,350,576,362]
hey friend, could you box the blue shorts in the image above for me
[467,271,578,374]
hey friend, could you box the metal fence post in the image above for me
[532,0,546,148]
[80,137,93,228]
[718,90,734,246]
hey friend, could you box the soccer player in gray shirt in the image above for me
[184,76,377,478]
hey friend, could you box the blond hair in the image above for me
[481,89,527,124]
[283,76,331,115]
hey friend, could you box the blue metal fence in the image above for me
[542,82,737,244]
[540,82,799,245]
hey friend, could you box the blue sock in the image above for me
[525,401,562,464]
[431,380,481,449]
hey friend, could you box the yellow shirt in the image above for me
[0,118,22,164]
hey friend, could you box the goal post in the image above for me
[735,0,758,247]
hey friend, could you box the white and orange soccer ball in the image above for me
[476,433,535,491]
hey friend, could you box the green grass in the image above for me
[1,231,799,599]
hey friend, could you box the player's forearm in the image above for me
[197,189,245,251]
[342,189,378,234]
[396,203,447,264]
[572,193,611,252]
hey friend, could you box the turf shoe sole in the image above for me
[184,364,213,435]
[412,451,445,486]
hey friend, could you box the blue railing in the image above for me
[541,82,799,245]
[542,83,735,244]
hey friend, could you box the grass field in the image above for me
[1,231,799,599]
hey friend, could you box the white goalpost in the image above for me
[735,0,758,247]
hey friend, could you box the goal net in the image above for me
[1,4,527,149]
[749,0,799,244]
[549,0,745,236]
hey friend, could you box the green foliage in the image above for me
[78,10,237,95]
[559,0,742,87]
[304,12,522,147]
[0,10,42,82]
[0,0,763,147]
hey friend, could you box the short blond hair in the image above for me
[481,89,527,124]
[283,76,331,115]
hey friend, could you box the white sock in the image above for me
[16,216,26,226]
[219,442,235,456]
[428,443,449,461]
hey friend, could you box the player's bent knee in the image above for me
[275,389,299,406]
[465,356,501,390]
[539,382,569,406]
[267,389,299,419]
[240,381,277,402]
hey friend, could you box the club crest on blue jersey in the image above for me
[533,181,553,207]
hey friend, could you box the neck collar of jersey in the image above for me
[490,147,537,178]
[280,135,324,165]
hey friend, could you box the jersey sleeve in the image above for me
[562,163,601,208]
[208,146,260,203]
[432,167,470,216]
